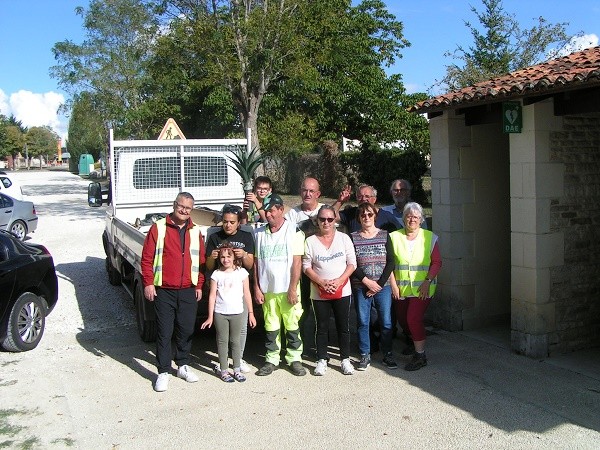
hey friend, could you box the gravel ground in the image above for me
[1,170,599,449]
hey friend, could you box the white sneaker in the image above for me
[314,359,327,376]
[239,359,251,374]
[341,358,354,375]
[154,372,170,392]
[177,365,199,383]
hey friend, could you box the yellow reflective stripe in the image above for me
[153,219,167,285]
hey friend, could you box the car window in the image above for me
[0,193,13,208]
[0,177,11,188]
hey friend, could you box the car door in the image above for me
[0,236,16,318]
[0,194,14,230]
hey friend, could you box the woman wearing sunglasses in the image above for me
[302,205,356,376]
[350,202,397,371]
[205,204,256,373]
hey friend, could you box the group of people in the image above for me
[140,176,441,392]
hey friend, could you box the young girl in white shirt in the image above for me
[201,243,256,382]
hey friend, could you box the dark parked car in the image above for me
[0,230,58,351]
[0,193,38,240]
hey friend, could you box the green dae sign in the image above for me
[503,101,522,133]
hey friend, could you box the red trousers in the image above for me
[394,297,431,341]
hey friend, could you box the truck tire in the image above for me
[134,282,157,342]
[105,257,121,286]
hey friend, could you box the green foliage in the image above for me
[67,93,106,161]
[227,145,264,188]
[26,126,59,158]
[340,139,429,205]
[51,0,161,138]
[0,116,27,159]
[440,0,570,91]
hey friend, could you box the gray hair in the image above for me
[403,202,423,220]
[176,192,195,202]
[390,179,411,192]
[357,184,377,197]
[317,204,336,217]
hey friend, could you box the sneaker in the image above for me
[154,372,169,392]
[177,365,199,383]
[313,359,327,376]
[405,352,427,371]
[290,361,307,376]
[256,362,278,376]
[357,354,370,371]
[382,353,398,370]
[239,359,251,374]
[341,358,354,375]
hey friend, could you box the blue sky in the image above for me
[0,0,598,141]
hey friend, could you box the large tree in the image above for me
[26,126,60,167]
[441,0,570,91]
[155,0,312,150]
[51,0,160,138]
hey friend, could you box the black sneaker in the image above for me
[289,361,307,376]
[404,353,427,371]
[382,352,398,369]
[256,362,278,376]
[357,354,370,371]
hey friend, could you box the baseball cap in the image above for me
[261,193,284,211]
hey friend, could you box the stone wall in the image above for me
[549,114,600,352]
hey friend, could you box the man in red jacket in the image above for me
[141,192,205,392]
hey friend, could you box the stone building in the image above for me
[411,46,600,358]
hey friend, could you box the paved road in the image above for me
[1,170,599,449]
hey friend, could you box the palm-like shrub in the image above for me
[227,145,264,193]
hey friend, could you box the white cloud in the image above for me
[0,90,67,142]
[548,33,599,59]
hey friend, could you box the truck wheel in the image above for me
[2,292,46,352]
[134,282,157,342]
[105,257,121,286]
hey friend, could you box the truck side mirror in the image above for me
[88,182,103,207]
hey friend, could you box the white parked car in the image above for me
[0,172,24,200]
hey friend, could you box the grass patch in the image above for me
[0,409,41,450]
[51,437,75,447]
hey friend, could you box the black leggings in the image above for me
[312,296,351,361]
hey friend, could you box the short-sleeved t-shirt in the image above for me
[205,229,255,257]
[211,268,249,315]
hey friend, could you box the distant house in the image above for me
[411,46,600,358]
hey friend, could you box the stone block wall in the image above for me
[549,114,600,352]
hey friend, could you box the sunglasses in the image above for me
[360,212,374,218]
[222,204,242,214]
[318,217,335,223]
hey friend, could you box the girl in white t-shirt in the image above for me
[201,243,256,382]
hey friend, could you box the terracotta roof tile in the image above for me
[411,46,600,113]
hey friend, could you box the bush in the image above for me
[340,139,429,205]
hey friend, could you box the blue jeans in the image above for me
[354,285,392,356]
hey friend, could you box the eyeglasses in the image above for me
[222,204,242,214]
[255,186,271,192]
[175,202,193,212]
[405,215,421,221]
[318,217,335,223]
[360,212,374,218]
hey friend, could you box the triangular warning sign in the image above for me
[158,118,186,140]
